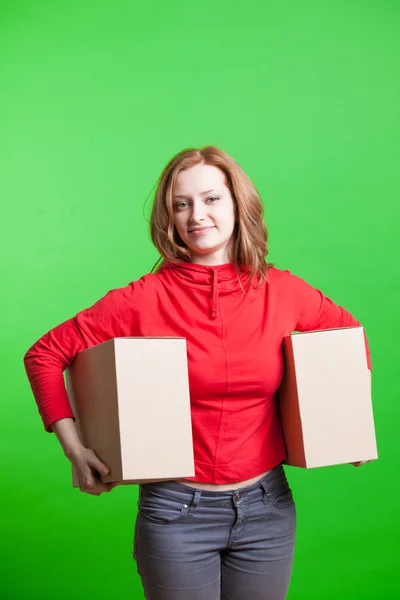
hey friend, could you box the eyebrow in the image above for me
[173,189,222,200]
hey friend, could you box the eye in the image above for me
[206,196,220,203]
[174,201,190,211]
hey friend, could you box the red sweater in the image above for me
[24,263,372,484]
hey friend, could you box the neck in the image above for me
[190,246,233,266]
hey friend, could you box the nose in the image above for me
[189,199,206,224]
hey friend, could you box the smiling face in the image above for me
[172,163,237,265]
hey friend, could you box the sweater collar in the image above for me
[157,261,251,320]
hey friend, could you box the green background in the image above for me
[1,0,399,598]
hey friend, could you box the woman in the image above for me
[24,146,371,600]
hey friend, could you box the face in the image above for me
[172,164,236,265]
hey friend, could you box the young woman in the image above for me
[24,146,371,600]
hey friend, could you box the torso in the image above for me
[174,470,271,491]
[136,264,289,482]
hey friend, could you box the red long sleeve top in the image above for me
[24,262,372,484]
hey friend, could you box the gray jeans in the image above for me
[133,464,296,600]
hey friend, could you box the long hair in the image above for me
[150,146,272,283]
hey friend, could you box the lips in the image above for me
[188,226,215,236]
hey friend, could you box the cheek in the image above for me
[173,216,187,241]
[219,206,236,233]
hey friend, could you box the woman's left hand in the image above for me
[350,460,371,467]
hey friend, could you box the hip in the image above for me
[174,469,272,491]
[137,463,295,525]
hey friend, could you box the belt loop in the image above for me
[188,489,202,515]
[260,479,268,495]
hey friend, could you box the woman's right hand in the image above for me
[69,446,114,495]
[51,418,114,495]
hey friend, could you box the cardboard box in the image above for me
[65,337,195,486]
[278,326,378,468]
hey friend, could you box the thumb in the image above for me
[87,451,110,476]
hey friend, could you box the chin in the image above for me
[191,243,217,253]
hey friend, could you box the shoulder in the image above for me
[266,266,318,299]
[267,266,303,286]
[132,271,160,294]
[81,271,160,313]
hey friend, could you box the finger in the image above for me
[87,455,110,477]
[80,464,97,488]
[82,481,111,495]
[85,472,113,492]
[78,475,101,495]
[79,477,103,495]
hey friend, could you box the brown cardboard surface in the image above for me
[65,337,195,487]
[278,326,378,468]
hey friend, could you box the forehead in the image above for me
[173,164,227,195]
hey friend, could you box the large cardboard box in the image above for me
[65,337,195,486]
[278,326,378,468]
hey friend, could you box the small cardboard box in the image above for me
[65,337,195,486]
[278,326,378,468]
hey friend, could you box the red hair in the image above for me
[150,146,272,283]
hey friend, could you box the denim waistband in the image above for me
[140,464,287,503]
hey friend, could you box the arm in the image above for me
[52,417,85,458]
[23,281,138,432]
[287,270,373,467]
[290,272,372,370]
[23,281,142,493]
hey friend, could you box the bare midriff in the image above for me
[174,470,272,492]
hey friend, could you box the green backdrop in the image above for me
[1,0,399,598]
